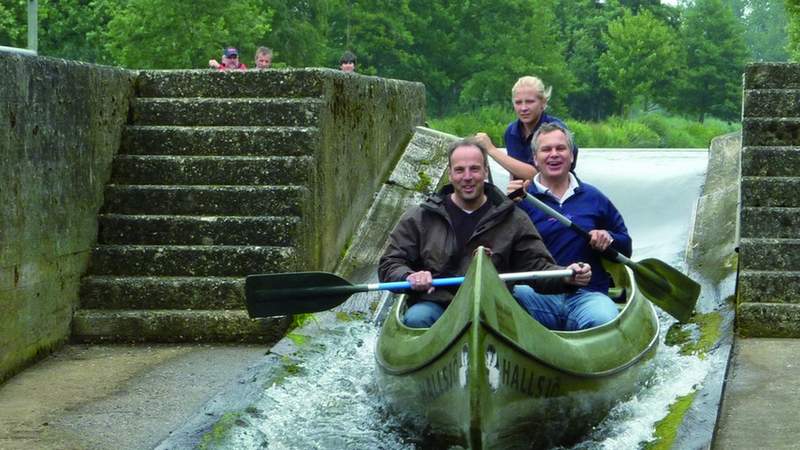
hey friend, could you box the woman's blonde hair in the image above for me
[511,76,552,102]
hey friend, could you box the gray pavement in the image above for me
[713,338,800,450]
[0,344,270,450]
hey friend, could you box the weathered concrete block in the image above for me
[0,53,135,382]
[102,185,307,216]
[737,303,800,337]
[742,118,800,146]
[740,207,800,239]
[739,271,800,304]
[98,214,299,246]
[121,125,318,157]
[744,63,800,90]
[88,245,296,276]
[71,309,291,343]
[135,69,329,98]
[741,146,800,177]
[80,276,245,310]
[740,176,800,207]
[111,155,311,185]
[743,89,800,118]
[131,97,323,126]
[738,238,800,271]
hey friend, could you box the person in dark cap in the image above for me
[339,51,356,73]
[208,47,247,71]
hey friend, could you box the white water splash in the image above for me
[227,321,415,450]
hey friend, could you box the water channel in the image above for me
[227,149,720,449]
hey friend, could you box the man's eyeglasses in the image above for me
[227,54,238,58]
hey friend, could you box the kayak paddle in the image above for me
[245,268,574,318]
[518,190,700,322]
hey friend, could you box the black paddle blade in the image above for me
[245,272,358,318]
[633,258,700,323]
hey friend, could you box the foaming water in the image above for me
[232,149,712,449]
[228,320,415,450]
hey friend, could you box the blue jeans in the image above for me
[403,301,446,328]
[512,285,618,331]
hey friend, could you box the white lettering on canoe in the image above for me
[485,344,560,398]
[422,344,468,399]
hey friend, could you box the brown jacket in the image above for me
[378,183,569,304]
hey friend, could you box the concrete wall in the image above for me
[0,52,135,381]
[311,72,426,270]
[737,63,800,336]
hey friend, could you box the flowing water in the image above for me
[230,149,718,449]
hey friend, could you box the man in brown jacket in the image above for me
[378,138,591,327]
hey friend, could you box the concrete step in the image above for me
[102,185,307,215]
[71,309,292,343]
[135,69,329,98]
[737,303,800,337]
[741,177,800,208]
[120,125,317,157]
[79,276,245,310]
[98,214,300,246]
[744,63,800,90]
[111,155,312,185]
[738,238,800,271]
[742,118,800,146]
[740,207,800,239]
[738,271,800,304]
[130,97,323,126]
[88,245,296,276]
[744,89,800,118]
[741,146,800,177]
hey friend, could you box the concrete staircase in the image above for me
[71,73,324,342]
[737,63,800,337]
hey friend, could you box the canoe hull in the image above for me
[375,251,659,449]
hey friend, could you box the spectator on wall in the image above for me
[209,47,247,71]
[339,51,356,73]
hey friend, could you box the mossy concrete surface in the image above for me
[685,131,740,288]
[713,339,800,449]
[0,52,135,382]
[738,62,800,337]
[0,344,269,450]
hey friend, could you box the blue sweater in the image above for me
[518,179,632,294]
[504,114,578,169]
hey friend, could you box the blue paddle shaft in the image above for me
[368,269,574,291]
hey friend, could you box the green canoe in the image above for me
[375,250,660,449]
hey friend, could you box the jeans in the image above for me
[512,285,618,331]
[403,301,446,328]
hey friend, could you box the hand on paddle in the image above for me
[588,230,614,251]
[407,271,435,294]
[565,262,591,287]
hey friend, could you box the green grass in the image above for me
[428,109,740,148]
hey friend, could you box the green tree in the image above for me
[103,0,272,69]
[598,10,681,117]
[264,0,333,68]
[679,0,748,121]
[36,0,119,64]
[0,0,26,48]
[787,0,800,61]
[556,0,627,120]
[727,0,789,61]
[456,0,573,114]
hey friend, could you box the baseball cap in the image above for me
[224,47,238,57]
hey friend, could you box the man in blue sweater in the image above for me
[507,122,632,330]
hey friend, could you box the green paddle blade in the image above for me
[632,258,700,323]
[245,271,360,318]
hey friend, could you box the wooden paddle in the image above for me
[244,268,574,318]
[516,190,700,322]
